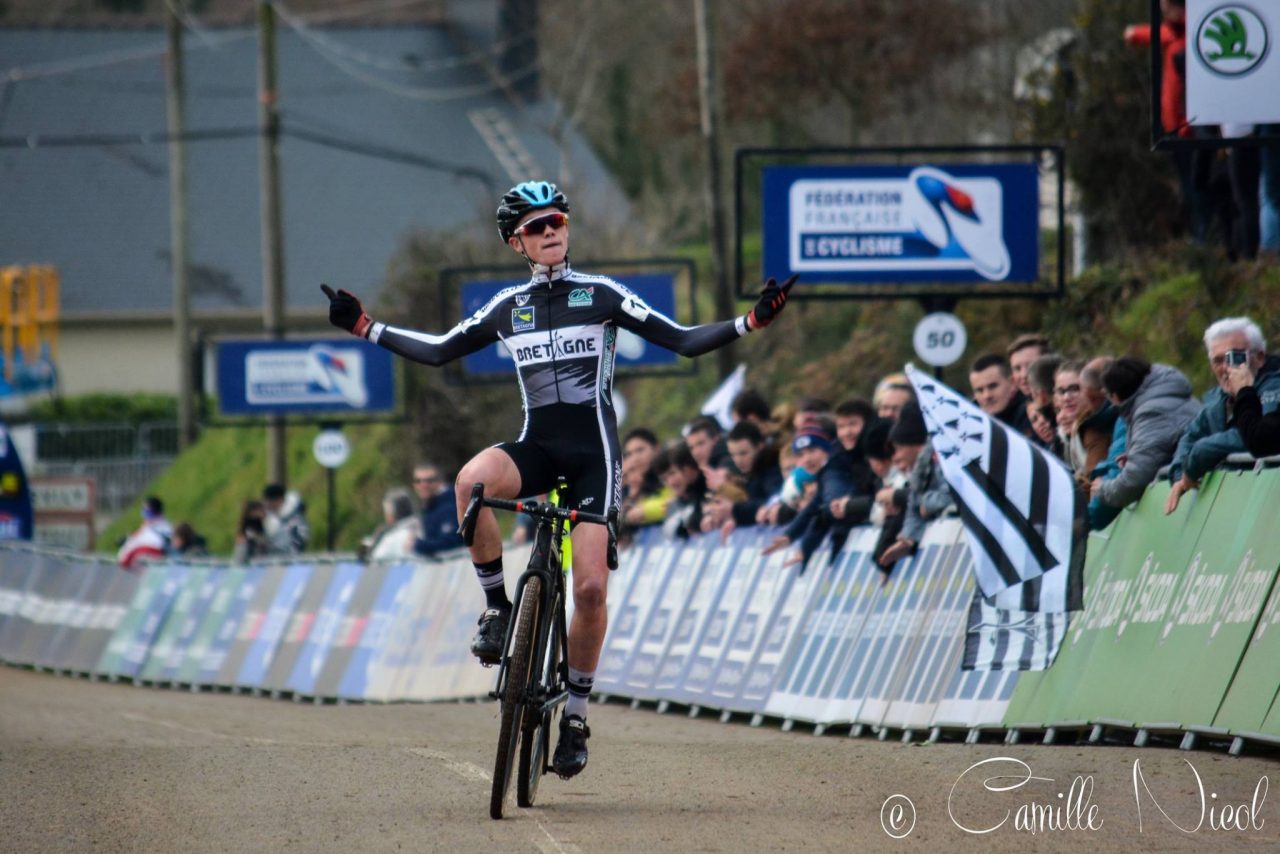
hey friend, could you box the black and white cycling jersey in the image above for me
[368,262,749,423]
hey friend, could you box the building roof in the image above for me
[0,18,626,319]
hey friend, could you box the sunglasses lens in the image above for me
[519,212,567,236]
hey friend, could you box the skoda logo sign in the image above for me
[1196,4,1269,77]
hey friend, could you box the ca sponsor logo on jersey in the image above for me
[515,293,531,307]
[512,307,536,332]
[568,287,594,308]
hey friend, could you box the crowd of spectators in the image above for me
[613,315,1280,579]
[116,317,1280,572]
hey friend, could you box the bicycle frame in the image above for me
[491,508,570,721]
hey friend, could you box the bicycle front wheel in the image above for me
[489,575,541,820]
[518,586,560,807]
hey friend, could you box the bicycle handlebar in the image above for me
[458,483,619,570]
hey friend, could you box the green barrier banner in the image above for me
[173,568,247,685]
[1003,478,1219,726]
[97,566,180,678]
[1213,472,1280,735]
[1005,469,1280,732]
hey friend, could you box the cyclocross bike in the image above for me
[458,481,618,820]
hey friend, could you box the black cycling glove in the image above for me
[320,283,374,338]
[748,274,797,330]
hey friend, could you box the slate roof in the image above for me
[0,22,626,318]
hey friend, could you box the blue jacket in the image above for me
[1169,354,1280,482]
[414,487,463,556]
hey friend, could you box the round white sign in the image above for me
[912,312,967,367]
[313,429,351,469]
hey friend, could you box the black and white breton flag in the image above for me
[961,594,1070,671]
[905,364,1085,613]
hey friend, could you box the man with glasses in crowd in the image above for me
[412,462,463,557]
[321,181,795,781]
[1165,317,1280,514]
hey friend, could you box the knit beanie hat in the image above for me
[889,403,928,447]
[791,427,834,454]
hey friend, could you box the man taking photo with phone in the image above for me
[1165,317,1280,514]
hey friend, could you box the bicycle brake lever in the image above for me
[458,482,484,546]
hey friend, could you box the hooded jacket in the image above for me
[265,490,310,555]
[1096,365,1201,509]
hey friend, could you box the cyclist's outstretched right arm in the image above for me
[321,284,498,366]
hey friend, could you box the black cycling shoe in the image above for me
[470,607,509,666]
[552,714,590,779]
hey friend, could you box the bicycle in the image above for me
[458,480,618,820]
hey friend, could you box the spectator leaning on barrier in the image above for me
[831,416,891,529]
[361,487,420,561]
[762,421,851,571]
[655,442,706,540]
[233,499,271,564]
[1165,318,1280,514]
[116,495,173,570]
[877,405,955,571]
[619,428,671,534]
[1056,358,1118,484]
[263,483,310,555]
[411,462,463,556]
[969,352,1033,436]
[1092,357,1200,511]
[1026,353,1063,449]
[171,522,208,558]
[1007,333,1050,400]
[872,412,929,573]
[1226,359,1280,458]
[684,415,732,485]
[703,420,781,536]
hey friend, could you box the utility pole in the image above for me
[165,5,195,450]
[258,0,287,485]
[694,0,735,381]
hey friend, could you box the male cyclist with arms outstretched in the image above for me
[322,182,794,779]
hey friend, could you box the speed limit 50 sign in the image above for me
[912,312,967,368]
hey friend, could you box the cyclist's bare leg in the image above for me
[455,448,523,563]
[566,522,610,671]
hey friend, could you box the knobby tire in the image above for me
[517,586,559,808]
[489,575,540,820]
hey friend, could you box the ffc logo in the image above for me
[1196,5,1269,77]
[568,287,594,308]
[512,307,536,332]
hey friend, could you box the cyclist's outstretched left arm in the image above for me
[321,284,497,366]
[610,275,797,357]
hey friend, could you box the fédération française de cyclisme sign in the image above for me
[216,340,396,416]
[761,163,1040,286]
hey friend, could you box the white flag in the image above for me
[700,363,747,431]
[905,364,1084,611]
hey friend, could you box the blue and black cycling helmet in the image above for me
[496,181,570,242]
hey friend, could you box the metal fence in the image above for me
[27,422,178,516]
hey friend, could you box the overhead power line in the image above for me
[0,120,497,192]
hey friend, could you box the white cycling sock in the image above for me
[566,666,594,720]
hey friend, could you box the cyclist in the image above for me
[322,181,795,779]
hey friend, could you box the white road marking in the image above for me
[404,748,578,852]
[404,747,492,783]
[119,712,329,746]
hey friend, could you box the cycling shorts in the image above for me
[495,403,622,515]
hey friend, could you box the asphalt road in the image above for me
[2,666,1277,853]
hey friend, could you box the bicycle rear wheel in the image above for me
[517,588,560,807]
[489,575,541,820]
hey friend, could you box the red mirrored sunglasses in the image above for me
[514,211,569,237]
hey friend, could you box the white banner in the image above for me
[1187,1,1280,124]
